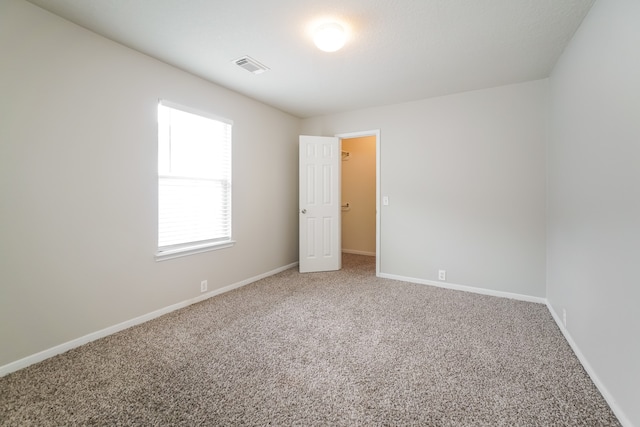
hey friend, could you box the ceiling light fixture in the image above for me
[313,22,346,52]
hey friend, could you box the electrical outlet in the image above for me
[562,308,567,328]
[438,270,446,281]
[200,280,208,293]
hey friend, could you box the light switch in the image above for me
[383,196,389,206]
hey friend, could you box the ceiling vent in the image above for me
[233,56,270,75]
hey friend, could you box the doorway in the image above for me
[337,130,380,275]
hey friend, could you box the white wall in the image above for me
[302,80,547,298]
[547,0,640,425]
[0,0,300,367]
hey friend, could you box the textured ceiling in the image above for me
[25,0,595,118]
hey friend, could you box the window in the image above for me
[156,100,233,261]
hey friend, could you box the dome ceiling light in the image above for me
[313,22,347,52]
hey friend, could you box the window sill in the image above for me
[155,240,236,262]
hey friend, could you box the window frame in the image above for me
[155,100,234,261]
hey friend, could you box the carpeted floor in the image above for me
[1,254,620,426]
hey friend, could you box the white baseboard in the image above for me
[0,262,298,378]
[546,302,632,427]
[378,272,546,304]
[342,249,376,257]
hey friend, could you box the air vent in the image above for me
[233,56,270,74]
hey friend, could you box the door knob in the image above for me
[301,209,307,214]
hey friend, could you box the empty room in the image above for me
[1,0,638,425]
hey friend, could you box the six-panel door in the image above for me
[299,135,341,273]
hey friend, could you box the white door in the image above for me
[299,135,341,273]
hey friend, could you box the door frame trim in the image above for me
[335,129,381,276]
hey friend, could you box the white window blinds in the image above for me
[157,101,232,256]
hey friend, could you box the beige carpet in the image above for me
[1,254,619,426]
